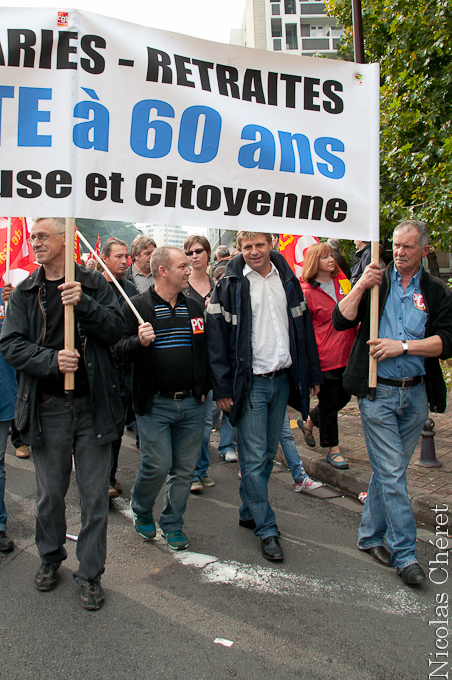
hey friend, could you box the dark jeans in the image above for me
[32,395,110,582]
[309,367,350,448]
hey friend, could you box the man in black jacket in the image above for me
[0,217,124,610]
[115,247,210,552]
[206,232,321,562]
[333,220,452,586]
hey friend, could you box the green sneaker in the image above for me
[165,530,189,550]
[132,508,156,539]
[200,475,215,487]
[190,479,203,493]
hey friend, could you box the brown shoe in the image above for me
[108,485,119,500]
[113,481,122,494]
[15,445,30,459]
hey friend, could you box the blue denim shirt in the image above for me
[378,265,426,378]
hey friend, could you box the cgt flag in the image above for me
[280,233,351,294]
[0,217,39,285]
[94,231,101,255]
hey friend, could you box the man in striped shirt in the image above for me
[115,247,210,551]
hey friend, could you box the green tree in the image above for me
[325,0,452,250]
[75,219,140,254]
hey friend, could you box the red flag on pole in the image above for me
[0,217,38,283]
[279,234,351,294]
[94,230,101,255]
[74,232,81,264]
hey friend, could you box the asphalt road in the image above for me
[0,430,445,680]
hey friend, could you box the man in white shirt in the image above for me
[206,232,321,561]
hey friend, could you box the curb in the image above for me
[297,448,450,531]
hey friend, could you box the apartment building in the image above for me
[231,0,343,57]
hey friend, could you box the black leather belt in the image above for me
[256,368,286,379]
[377,376,424,389]
[156,390,193,401]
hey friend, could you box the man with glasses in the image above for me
[0,217,124,610]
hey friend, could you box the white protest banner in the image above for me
[0,8,379,240]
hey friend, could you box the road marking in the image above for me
[173,550,428,617]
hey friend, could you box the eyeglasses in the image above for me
[28,232,65,244]
[185,248,205,257]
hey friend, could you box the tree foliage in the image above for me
[325,0,452,250]
[75,219,140,253]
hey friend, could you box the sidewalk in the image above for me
[285,398,452,531]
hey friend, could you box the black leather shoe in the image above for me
[239,518,256,530]
[361,545,393,567]
[261,536,283,561]
[399,563,426,585]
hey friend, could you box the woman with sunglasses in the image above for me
[300,242,356,470]
[184,235,216,493]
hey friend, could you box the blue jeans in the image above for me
[212,406,236,456]
[280,412,307,484]
[0,420,10,531]
[236,374,290,539]
[133,396,205,533]
[358,382,428,572]
[193,391,214,480]
[32,395,111,582]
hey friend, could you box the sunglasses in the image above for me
[185,248,205,257]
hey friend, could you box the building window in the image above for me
[310,25,324,36]
[286,23,298,49]
[300,22,310,36]
[273,38,282,50]
[272,3,281,14]
[271,18,282,37]
[331,26,344,37]
[285,0,296,13]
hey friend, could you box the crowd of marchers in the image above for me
[0,219,451,611]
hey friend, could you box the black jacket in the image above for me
[114,289,210,414]
[205,251,322,425]
[350,243,372,286]
[332,263,452,412]
[0,264,125,446]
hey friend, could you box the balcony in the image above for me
[301,36,340,51]
[300,3,326,15]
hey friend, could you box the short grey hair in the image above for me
[151,246,183,279]
[327,238,339,250]
[394,220,429,248]
[130,236,157,261]
[33,217,65,232]
[215,245,230,260]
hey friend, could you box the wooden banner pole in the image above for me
[64,217,75,402]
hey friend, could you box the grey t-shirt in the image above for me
[317,279,337,302]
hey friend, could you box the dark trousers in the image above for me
[33,395,110,581]
[309,367,350,448]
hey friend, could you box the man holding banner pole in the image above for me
[332,220,452,585]
[0,217,124,610]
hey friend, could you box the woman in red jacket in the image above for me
[300,243,356,469]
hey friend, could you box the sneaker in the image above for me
[238,470,242,479]
[190,479,203,493]
[200,475,215,487]
[165,530,189,550]
[34,561,61,591]
[80,580,105,610]
[15,445,30,459]
[0,530,14,552]
[294,477,324,493]
[224,451,238,463]
[108,485,119,500]
[132,510,156,539]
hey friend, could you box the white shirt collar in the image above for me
[243,261,277,278]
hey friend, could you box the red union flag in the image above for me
[280,233,351,294]
[0,217,38,285]
[95,231,101,255]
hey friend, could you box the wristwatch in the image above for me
[401,341,409,354]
